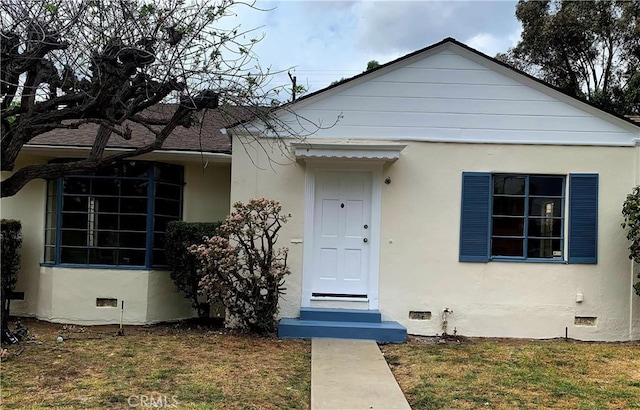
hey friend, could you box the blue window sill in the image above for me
[40,263,169,271]
[489,257,567,264]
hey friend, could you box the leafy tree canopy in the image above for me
[0,0,298,197]
[497,0,640,115]
[622,186,640,296]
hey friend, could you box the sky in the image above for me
[226,0,523,95]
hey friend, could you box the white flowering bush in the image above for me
[190,198,290,334]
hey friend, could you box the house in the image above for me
[226,38,640,342]
[1,107,234,324]
[2,38,639,341]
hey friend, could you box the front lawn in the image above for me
[381,337,640,409]
[1,318,310,409]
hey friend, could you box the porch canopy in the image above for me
[290,142,406,162]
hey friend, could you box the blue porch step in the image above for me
[299,307,382,323]
[278,308,407,343]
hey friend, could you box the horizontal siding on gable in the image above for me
[284,124,630,144]
[294,110,621,133]
[342,83,547,101]
[306,96,583,117]
[268,47,638,146]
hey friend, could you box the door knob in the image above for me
[363,238,368,243]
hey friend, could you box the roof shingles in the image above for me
[27,105,254,154]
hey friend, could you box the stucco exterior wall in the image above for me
[183,162,231,222]
[231,136,638,341]
[1,154,49,317]
[1,154,231,325]
[230,139,307,319]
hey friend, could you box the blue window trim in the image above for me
[39,262,154,271]
[43,161,183,269]
[489,173,566,262]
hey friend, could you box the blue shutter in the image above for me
[459,172,491,262]
[568,174,598,264]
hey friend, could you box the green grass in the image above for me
[1,319,310,409]
[382,339,640,409]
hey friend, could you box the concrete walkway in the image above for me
[311,339,411,410]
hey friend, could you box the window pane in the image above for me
[119,249,146,266]
[120,198,147,214]
[529,198,562,217]
[121,179,148,197]
[155,163,182,184]
[121,161,149,178]
[89,248,117,265]
[492,217,524,236]
[92,178,120,196]
[119,232,147,249]
[61,230,87,246]
[494,175,525,195]
[91,197,119,213]
[493,197,525,216]
[62,213,87,229]
[97,214,118,230]
[63,178,90,195]
[154,215,179,232]
[47,193,58,214]
[47,178,58,198]
[119,214,147,231]
[527,239,562,258]
[155,183,181,200]
[153,233,166,250]
[61,247,88,264]
[96,231,118,247]
[152,250,167,266]
[95,164,121,178]
[529,177,563,196]
[528,218,563,237]
[45,229,56,246]
[46,211,57,230]
[492,238,524,257]
[62,196,88,212]
[44,246,56,262]
[155,198,180,217]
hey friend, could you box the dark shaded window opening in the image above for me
[44,161,183,268]
[491,174,565,260]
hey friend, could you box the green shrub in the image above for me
[622,186,640,296]
[1,219,22,326]
[165,221,222,318]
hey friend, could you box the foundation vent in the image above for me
[96,298,118,308]
[574,316,597,326]
[10,291,24,300]
[409,311,432,320]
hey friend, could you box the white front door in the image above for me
[312,170,372,297]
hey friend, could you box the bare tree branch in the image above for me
[1,0,329,198]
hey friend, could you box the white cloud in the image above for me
[230,0,523,94]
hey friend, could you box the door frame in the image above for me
[301,160,383,309]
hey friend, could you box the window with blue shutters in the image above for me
[459,172,598,264]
